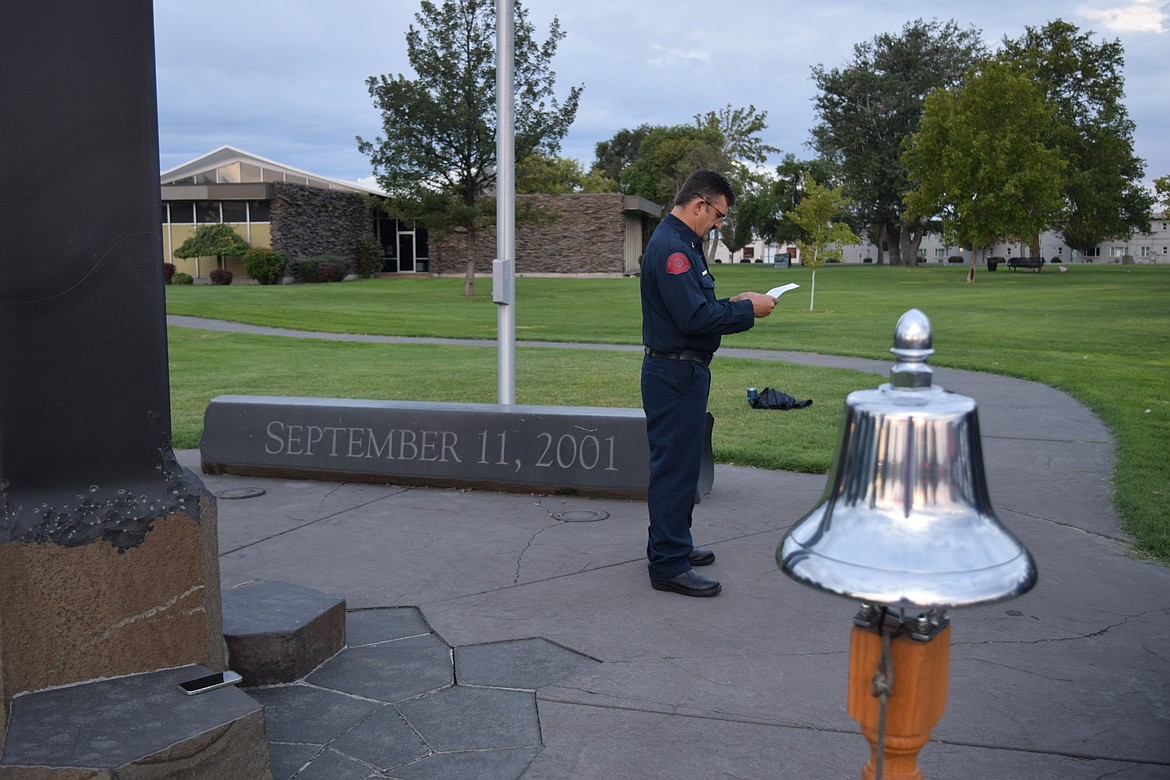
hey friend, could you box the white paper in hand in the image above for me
[767,283,800,298]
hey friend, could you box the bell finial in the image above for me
[890,309,934,389]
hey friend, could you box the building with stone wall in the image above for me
[162,150,662,280]
[430,193,661,277]
[160,146,428,280]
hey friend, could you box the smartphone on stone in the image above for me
[178,670,243,695]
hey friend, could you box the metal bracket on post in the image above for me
[492,257,514,305]
[853,603,951,642]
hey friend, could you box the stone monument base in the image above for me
[0,665,270,778]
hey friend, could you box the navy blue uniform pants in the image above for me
[641,354,711,581]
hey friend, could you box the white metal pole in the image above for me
[493,0,516,404]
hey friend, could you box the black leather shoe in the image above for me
[651,569,722,597]
[688,547,715,566]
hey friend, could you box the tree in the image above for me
[1000,20,1154,256]
[789,174,860,311]
[903,60,1066,282]
[172,223,250,273]
[1155,175,1170,209]
[516,153,616,193]
[694,103,779,172]
[358,0,581,296]
[748,154,840,250]
[811,19,985,265]
[592,124,656,184]
[618,124,724,207]
[719,208,756,262]
[693,104,781,262]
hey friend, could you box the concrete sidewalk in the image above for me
[167,320,1169,778]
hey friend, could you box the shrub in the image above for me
[163,263,176,284]
[242,247,287,285]
[172,223,250,260]
[354,236,385,277]
[292,254,348,283]
[171,272,194,285]
[948,255,964,263]
[291,258,321,283]
[209,267,233,285]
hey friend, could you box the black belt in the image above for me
[645,347,713,366]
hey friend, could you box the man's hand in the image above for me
[731,292,776,318]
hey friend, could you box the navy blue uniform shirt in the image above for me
[640,213,755,354]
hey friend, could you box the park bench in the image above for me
[1007,257,1045,272]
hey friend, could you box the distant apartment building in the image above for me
[716,212,1170,266]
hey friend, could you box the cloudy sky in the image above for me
[154,0,1169,190]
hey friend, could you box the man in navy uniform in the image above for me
[641,170,776,597]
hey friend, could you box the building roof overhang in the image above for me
[160,145,385,196]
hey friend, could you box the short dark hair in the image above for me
[673,170,736,208]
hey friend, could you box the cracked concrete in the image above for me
[160,327,1170,779]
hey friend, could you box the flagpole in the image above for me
[493,0,516,404]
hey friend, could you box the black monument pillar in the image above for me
[0,0,227,753]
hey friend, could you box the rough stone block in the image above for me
[0,496,224,750]
[223,581,346,686]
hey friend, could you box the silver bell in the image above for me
[778,309,1037,608]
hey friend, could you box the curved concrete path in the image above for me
[170,315,1169,779]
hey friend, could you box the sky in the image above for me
[153,0,1169,191]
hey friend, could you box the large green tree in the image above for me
[811,19,985,265]
[358,0,581,295]
[592,124,656,184]
[694,103,779,173]
[1000,20,1154,257]
[903,60,1066,282]
[515,153,615,194]
[618,124,724,207]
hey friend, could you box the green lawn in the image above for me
[166,263,1170,561]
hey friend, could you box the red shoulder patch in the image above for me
[666,253,691,275]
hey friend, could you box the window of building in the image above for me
[934,248,947,258]
[196,202,221,223]
[249,200,271,222]
[168,201,195,224]
[221,201,248,223]
[1110,246,1127,257]
[1140,246,1152,257]
[216,163,242,183]
[240,163,262,183]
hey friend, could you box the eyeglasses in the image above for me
[700,197,727,222]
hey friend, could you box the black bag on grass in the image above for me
[749,388,812,410]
